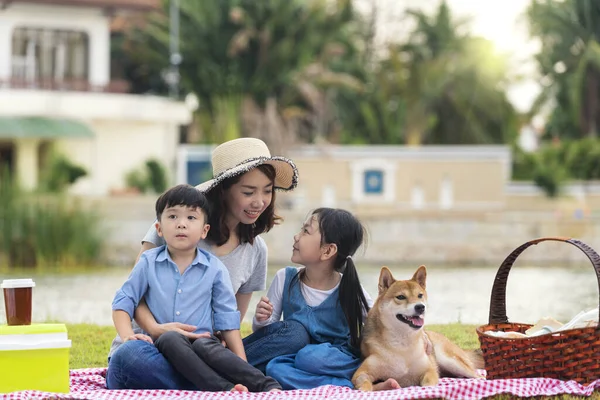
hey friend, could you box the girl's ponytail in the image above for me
[312,207,370,349]
[339,255,370,349]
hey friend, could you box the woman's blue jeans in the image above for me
[106,339,196,390]
[243,320,310,373]
[106,320,310,389]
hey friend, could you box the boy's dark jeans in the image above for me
[154,331,281,392]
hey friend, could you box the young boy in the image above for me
[111,184,281,392]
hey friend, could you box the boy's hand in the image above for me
[154,322,211,340]
[125,333,153,344]
[214,331,227,347]
[255,296,273,322]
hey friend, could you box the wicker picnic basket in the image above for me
[476,237,600,384]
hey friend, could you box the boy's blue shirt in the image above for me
[112,245,240,333]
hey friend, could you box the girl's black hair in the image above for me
[291,207,370,348]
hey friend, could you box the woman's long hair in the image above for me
[204,164,282,246]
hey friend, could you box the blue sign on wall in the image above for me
[187,161,212,186]
[364,169,384,194]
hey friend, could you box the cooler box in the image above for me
[0,323,71,393]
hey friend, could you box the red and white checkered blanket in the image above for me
[1,369,599,400]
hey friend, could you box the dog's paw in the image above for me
[372,378,401,391]
[356,381,373,391]
[420,372,439,387]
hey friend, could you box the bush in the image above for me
[124,158,169,194]
[125,168,149,193]
[40,152,88,193]
[512,139,600,197]
[532,162,568,198]
[145,159,168,193]
[0,173,103,268]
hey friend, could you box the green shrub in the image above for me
[532,162,568,198]
[145,159,168,193]
[512,139,600,197]
[125,158,169,194]
[562,138,600,180]
[40,152,88,193]
[0,174,103,268]
[125,168,149,193]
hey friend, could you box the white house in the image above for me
[0,0,192,195]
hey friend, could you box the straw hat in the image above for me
[196,138,298,193]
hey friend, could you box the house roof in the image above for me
[2,0,159,11]
[0,116,94,139]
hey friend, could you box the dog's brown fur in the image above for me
[352,266,484,391]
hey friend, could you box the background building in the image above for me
[0,0,191,195]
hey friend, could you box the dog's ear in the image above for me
[412,265,427,289]
[378,267,395,294]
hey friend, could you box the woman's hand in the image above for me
[135,300,209,340]
[152,322,211,341]
[255,296,273,322]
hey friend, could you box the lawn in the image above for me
[69,323,599,400]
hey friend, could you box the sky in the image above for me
[354,0,542,115]
[448,1,541,114]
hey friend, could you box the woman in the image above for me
[106,138,306,390]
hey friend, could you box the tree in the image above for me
[113,0,518,146]
[527,0,600,139]
[395,1,518,145]
[117,0,364,150]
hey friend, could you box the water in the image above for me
[0,265,597,327]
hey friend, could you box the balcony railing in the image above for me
[1,77,130,93]
[5,0,159,10]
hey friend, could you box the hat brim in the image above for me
[195,156,298,194]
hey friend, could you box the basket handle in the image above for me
[488,237,600,329]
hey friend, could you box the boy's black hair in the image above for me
[155,184,211,221]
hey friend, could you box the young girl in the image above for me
[243,207,373,389]
[106,138,303,390]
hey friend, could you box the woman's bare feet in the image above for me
[269,388,282,392]
[231,384,248,392]
[373,378,401,391]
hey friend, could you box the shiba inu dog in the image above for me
[352,266,484,391]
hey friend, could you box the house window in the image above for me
[186,160,212,187]
[11,27,89,83]
[364,170,384,194]
[351,159,396,203]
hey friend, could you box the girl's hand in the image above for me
[255,296,273,322]
[125,333,153,344]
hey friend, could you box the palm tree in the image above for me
[527,0,600,139]
[121,0,364,150]
[392,1,517,145]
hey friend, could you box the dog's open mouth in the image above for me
[396,314,424,329]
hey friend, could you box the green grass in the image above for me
[69,324,116,368]
[68,323,254,368]
[68,323,599,399]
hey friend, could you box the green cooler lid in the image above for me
[0,323,67,335]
